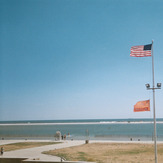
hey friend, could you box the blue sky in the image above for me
[0,0,163,121]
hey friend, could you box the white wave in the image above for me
[1,121,163,126]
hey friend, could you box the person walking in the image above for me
[1,147,4,155]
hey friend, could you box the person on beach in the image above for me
[1,147,4,155]
[64,134,66,140]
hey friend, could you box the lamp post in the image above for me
[145,83,162,90]
[145,83,161,163]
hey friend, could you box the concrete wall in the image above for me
[22,160,94,163]
[23,161,90,163]
[0,158,95,163]
[0,158,27,163]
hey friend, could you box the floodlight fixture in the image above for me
[145,84,150,89]
[157,83,161,88]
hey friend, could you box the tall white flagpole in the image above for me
[151,40,158,163]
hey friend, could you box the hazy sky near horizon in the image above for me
[0,0,163,121]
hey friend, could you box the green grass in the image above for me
[55,153,69,160]
[43,143,163,163]
[3,142,61,151]
[77,152,88,161]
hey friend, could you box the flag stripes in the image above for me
[130,44,152,57]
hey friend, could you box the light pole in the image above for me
[145,83,161,163]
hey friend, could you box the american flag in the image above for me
[130,44,152,57]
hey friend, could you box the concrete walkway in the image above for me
[1,139,159,162]
[0,140,85,161]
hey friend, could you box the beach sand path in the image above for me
[0,140,85,161]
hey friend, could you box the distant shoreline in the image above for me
[1,121,163,126]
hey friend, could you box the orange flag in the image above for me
[134,100,150,112]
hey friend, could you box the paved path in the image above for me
[1,139,161,161]
[0,140,85,161]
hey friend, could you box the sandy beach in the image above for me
[1,139,163,162]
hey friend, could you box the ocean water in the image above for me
[0,119,163,141]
